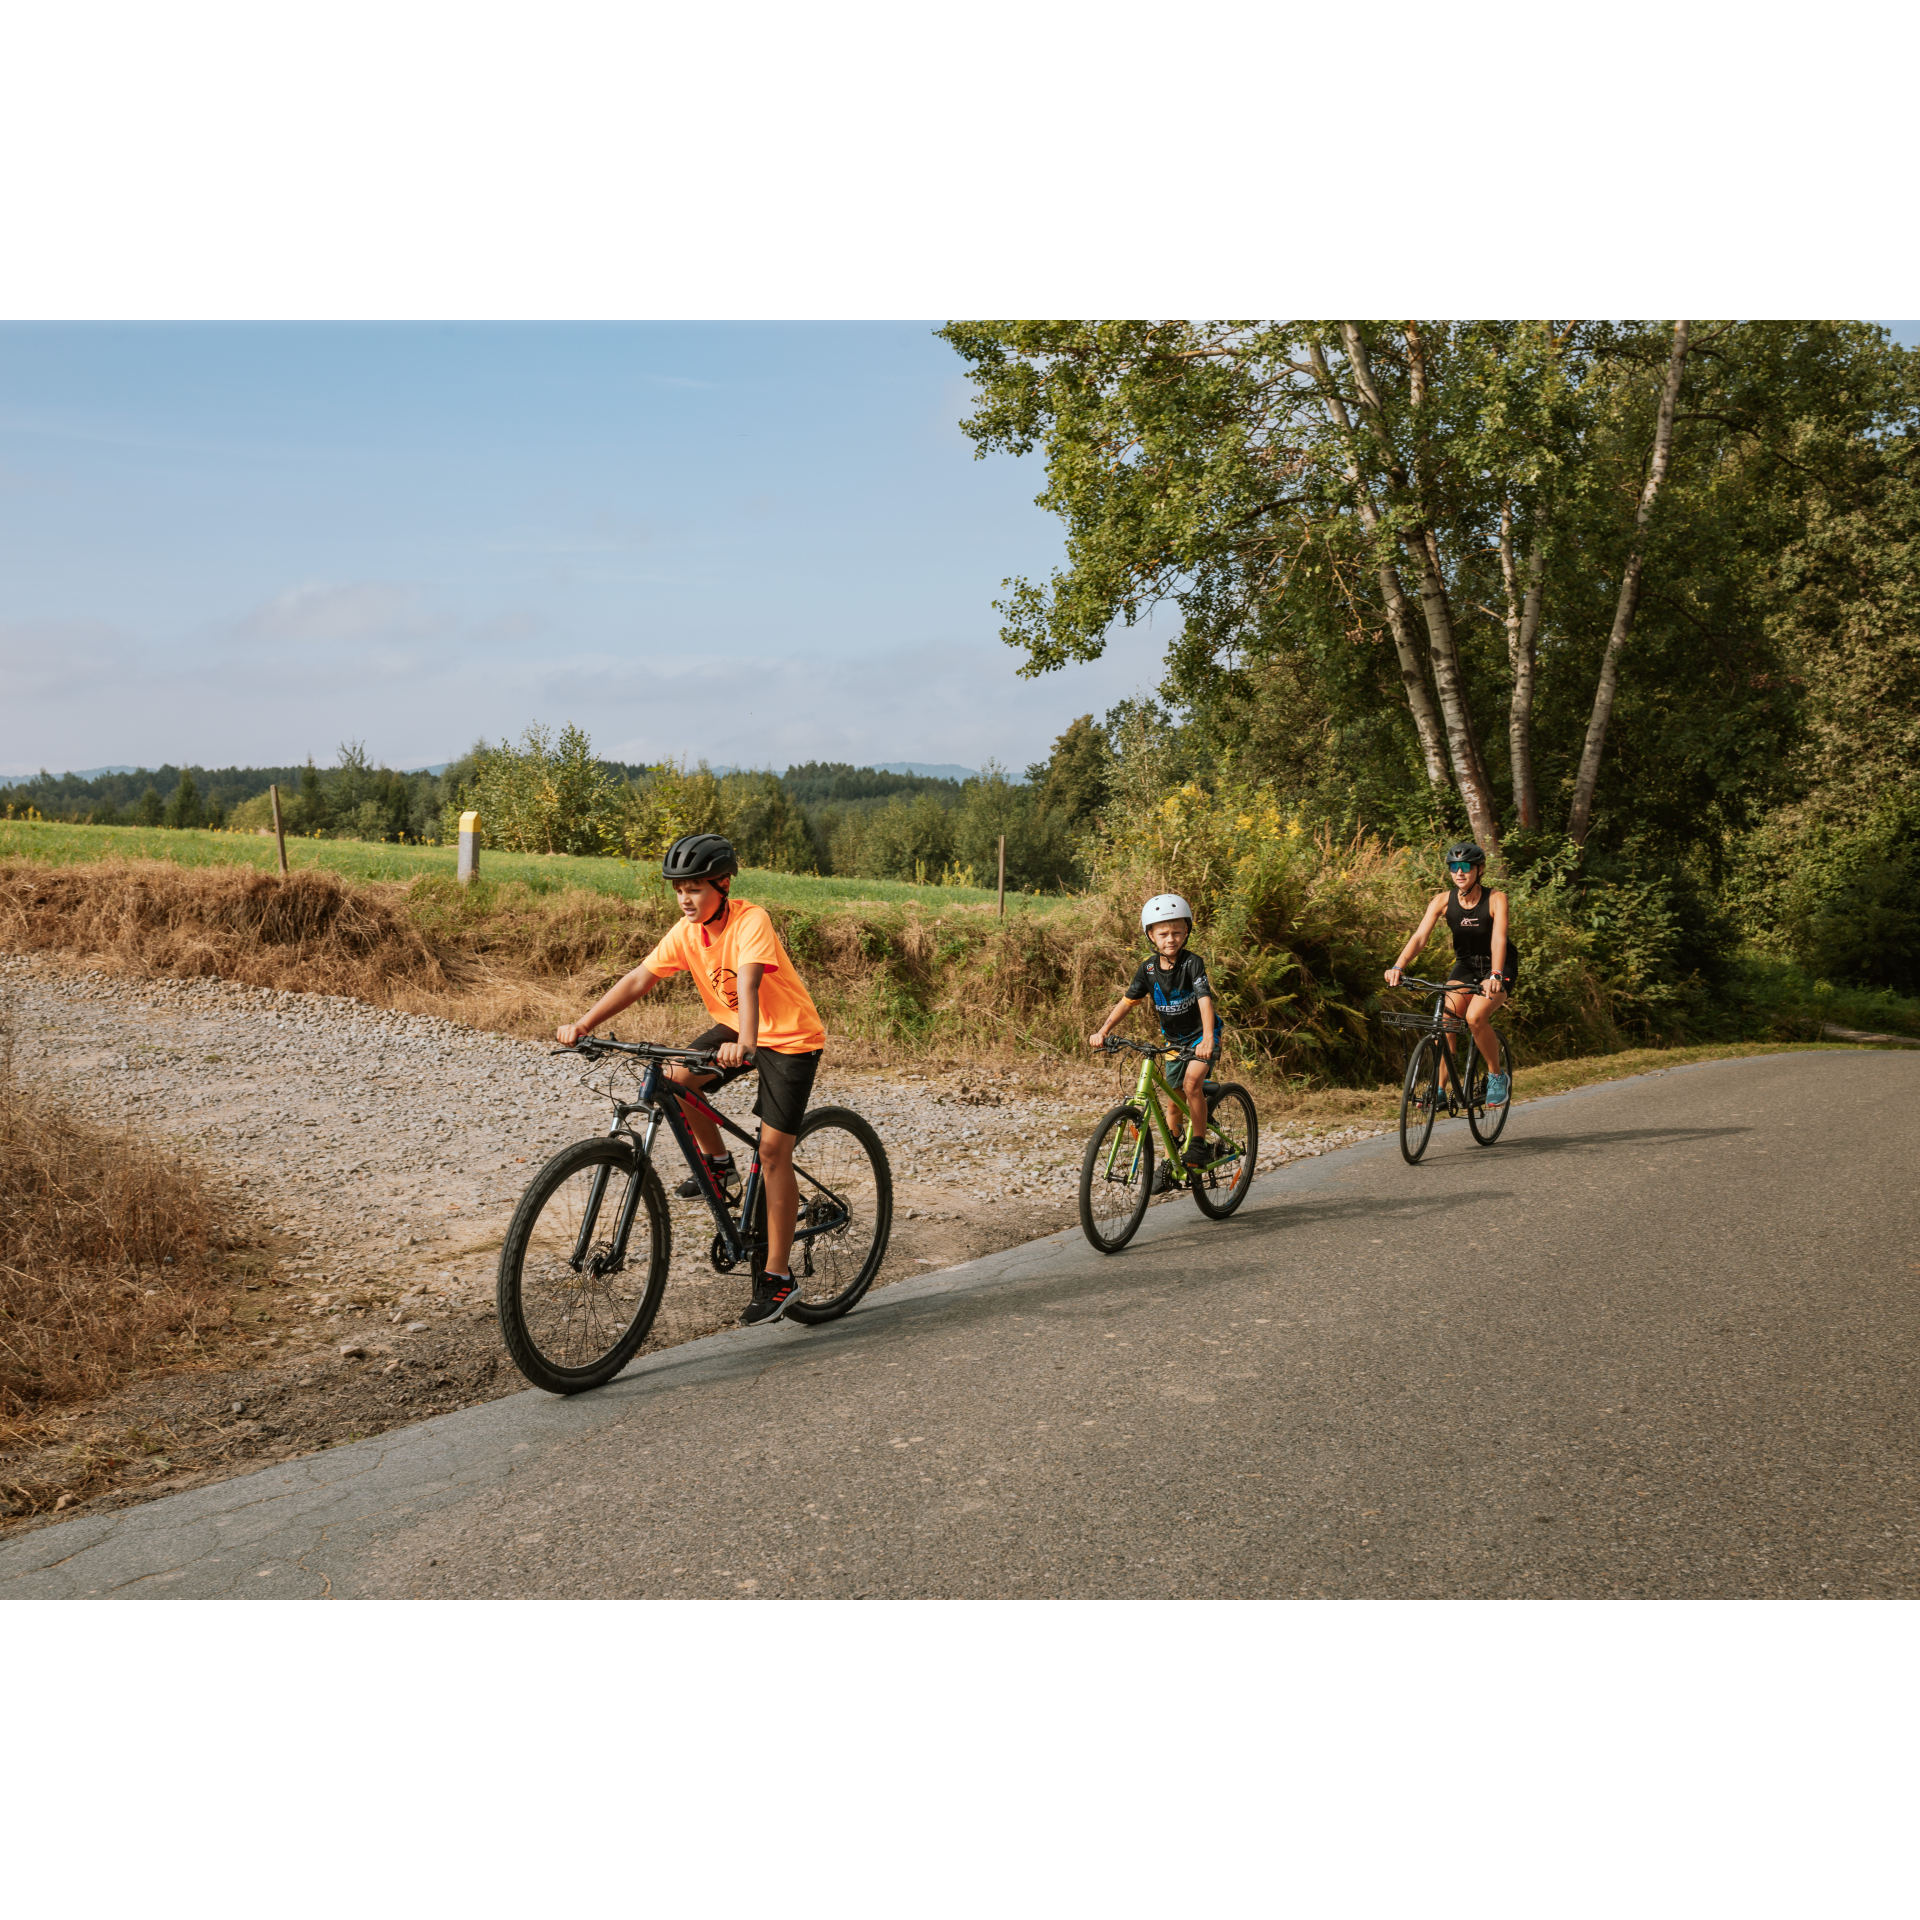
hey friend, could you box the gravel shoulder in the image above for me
[1,952,1381,1530]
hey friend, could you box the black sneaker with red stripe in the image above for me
[741,1271,799,1326]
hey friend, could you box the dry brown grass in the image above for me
[0,857,1085,1067]
[0,997,250,1445]
[0,858,452,1000]
[0,858,681,1044]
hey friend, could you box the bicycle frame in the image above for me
[1383,981,1494,1118]
[574,1045,851,1278]
[1093,1043,1221,1188]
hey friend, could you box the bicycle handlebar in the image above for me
[555,1037,724,1070]
[1098,1036,1200,1059]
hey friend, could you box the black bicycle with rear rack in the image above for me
[1381,976,1513,1165]
[496,1037,891,1394]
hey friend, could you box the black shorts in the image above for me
[687,1024,821,1138]
[1448,958,1520,993]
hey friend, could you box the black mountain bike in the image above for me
[1381,976,1513,1165]
[497,1037,891,1394]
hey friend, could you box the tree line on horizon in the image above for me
[1,725,1119,894]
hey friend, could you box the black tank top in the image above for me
[1446,883,1516,972]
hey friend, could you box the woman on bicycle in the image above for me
[1385,841,1518,1106]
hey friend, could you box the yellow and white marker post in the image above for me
[457,810,481,885]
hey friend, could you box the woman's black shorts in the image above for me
[1447,957,1520,993]
[688,1024,822,1138]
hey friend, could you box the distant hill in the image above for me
[0,765,141,785]
[869,762,979,781]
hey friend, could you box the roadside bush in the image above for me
[1805,850,1920,993]
[1733,794,1920,993]
[448,723,624,858]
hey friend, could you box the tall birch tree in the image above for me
[1567,321,1692,845]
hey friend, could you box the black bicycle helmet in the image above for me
[662,832,739,883]
[1445,840,1485,869]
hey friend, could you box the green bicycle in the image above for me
[1077,1037,1260,1254]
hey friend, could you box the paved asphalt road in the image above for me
[4,1050,1915,1599]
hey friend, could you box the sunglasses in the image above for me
[1447,861,1478,874]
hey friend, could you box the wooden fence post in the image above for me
[458,811,481,886]
[269,783,289,878]
[997,835,1006,917]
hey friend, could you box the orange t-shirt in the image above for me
[641,896,826,1055]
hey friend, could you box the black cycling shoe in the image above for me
[1150,1164,1181,1195]
[1182,1137,1212,1169]
[741,1272,799,1326]
[676,1154,738,1201]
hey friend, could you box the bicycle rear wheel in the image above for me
[1398,1038,1442,1165]
[497,1137,670,1394]
[1190,1083,1258,1220]
[1466,1032,1514,1146]
[775,1106,893,1324]
[1079,1103,1153,1253]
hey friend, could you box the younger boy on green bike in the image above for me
[1088,892,1218,1175]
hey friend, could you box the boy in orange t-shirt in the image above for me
[557,833,826,1326]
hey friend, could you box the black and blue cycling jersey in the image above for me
[1125,950,1214,1045]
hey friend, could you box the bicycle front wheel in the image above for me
[1466,1032,1514,1146]
[497,1137,670,1394]
[1190,1083,1259,1220]
[778,1106,893,1324]
[1079,1103,1153,1253]
[1398,1038,1441,1165]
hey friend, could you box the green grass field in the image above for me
[0,818,1071,916]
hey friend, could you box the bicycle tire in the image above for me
[1078,1102,1154,1253]
[497,1136,670,1394]
[1190,1083,1259,1220]
[1466,1032,1514,1146]
[1398,1037,1441,1165]
[769,1106,893,1324]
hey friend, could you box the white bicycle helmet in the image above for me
[1140,892,1194,933]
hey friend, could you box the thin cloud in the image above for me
[235,580,446,647]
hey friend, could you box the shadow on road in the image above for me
[580,1186,1502,1411]
[1409,1121,1752,1163]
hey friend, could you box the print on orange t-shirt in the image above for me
[641,897,827,1055]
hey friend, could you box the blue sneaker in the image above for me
[1483,1071,1510,1106]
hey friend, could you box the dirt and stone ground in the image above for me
[0,951,1383,1530]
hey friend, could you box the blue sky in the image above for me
[4,321,1914,783]
[0,322,1175,778]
